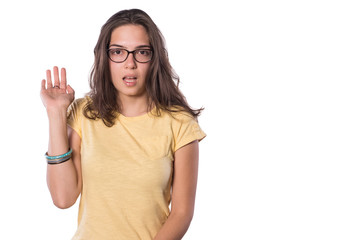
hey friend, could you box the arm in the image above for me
[46,122,82,209]
[154,140,199,240]
[41,66,82,209]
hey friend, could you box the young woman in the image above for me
[40,9,205,240]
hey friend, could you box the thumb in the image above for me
[66,84,75,94]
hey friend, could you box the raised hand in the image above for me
[40,66,75,111]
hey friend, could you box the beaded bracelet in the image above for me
[45,149,73,160]
[45,149,73,165]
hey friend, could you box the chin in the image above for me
[119,89,147,98]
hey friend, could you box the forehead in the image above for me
[109,24,150,48]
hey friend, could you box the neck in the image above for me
[118,94,151,117]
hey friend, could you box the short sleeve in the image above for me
[67,98,85,139]
[172,113,206,152]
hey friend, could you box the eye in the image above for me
[109,48,125,55]
[137,49,152,56]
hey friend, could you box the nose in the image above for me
[125,52,137,69]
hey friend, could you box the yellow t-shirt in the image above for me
[67,98,206,240]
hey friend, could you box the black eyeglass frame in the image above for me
[106,48,153,63]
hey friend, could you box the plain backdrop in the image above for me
[0,0,359,239]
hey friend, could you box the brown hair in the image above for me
[84,9,203,127]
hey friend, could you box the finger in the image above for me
[41,79,46,90]
[46,69,52,89]
[53,66,60,87]
[60,68,67,89]
[66,84,75,94]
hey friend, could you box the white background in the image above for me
[0,0,359,239]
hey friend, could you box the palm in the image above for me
[40,67,75,110]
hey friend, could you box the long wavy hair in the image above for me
[84,9,203,127]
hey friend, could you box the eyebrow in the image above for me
[108,44,152,49]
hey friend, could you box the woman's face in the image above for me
[108,24,151,102]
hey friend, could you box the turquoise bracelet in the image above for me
[45,149,73,160]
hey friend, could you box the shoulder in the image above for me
[158,106,202,135]
[74,96,91,107]
[159,106,197,123]
[67,97,92,121]
[160,106,206,152]
[68,97,91,112]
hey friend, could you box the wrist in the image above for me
[46,106,68,118]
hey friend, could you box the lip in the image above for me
[123,75,137,86]
[123,74,137,79]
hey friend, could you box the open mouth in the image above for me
[123,76,137,86]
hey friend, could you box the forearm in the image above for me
[154,211,193,240]
[46,108,79,208]
[47,108,69,154]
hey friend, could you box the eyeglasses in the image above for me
[107,48,153,63]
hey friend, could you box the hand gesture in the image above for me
[40,66,75,111]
